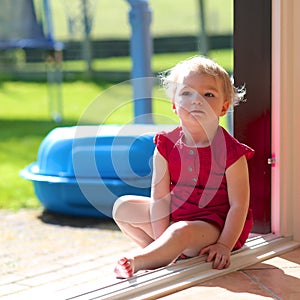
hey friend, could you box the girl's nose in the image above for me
[192,94,204,105]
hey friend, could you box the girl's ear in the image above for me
[220,100,230,116]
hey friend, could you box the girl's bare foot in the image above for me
[114,257,134,279]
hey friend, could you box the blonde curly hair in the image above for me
[159,56,246,106]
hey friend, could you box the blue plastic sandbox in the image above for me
[20,124,175,218]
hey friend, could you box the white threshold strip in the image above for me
[68,234,300,300]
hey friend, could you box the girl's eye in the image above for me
[204,92,214,98]
[181,91,192,96]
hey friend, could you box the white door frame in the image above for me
[271,0,300,241]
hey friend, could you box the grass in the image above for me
[0,49,233,211]
[14,50,233,75]
[48,0,233,40]
[0,120,62,210]
[92,50,233,73]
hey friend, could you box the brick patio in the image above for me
[0,209,136,299]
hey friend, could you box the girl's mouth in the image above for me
[190,110,205,115]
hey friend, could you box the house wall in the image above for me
[272,0,300,241]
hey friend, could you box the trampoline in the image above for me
[0,0,63,121]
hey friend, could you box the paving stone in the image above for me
[0,209,134,298]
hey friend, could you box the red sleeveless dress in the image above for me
[154,126,255,250]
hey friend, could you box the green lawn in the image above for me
[0,50,232,211]
[48,0,233,40]
[92,50,233,73]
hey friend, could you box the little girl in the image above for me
[113,56,254,279]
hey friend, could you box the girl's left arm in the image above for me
[200,155,250,269]
[217,155,250,250]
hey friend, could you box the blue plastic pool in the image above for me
[20,124,175,218]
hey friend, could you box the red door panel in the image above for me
[234,0,272,233]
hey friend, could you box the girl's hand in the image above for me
[199,243,231,269]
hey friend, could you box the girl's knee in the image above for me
[167,221,192,240]
[112,196,130,221]
[167,221,217,243]
[112,195,151,223]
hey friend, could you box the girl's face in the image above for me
[173,71,230,128]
